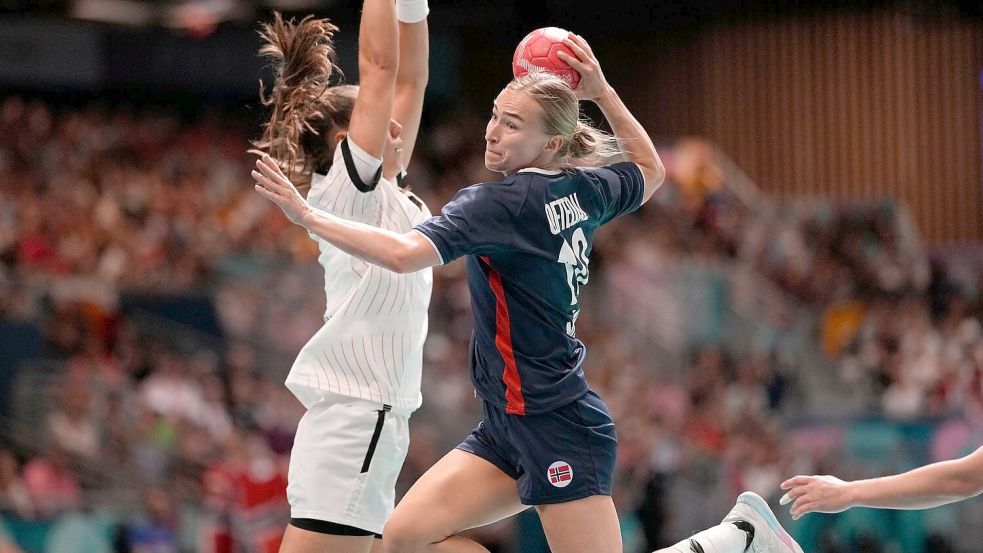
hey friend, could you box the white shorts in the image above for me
[287,391,410,535]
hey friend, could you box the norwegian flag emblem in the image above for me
[547,461,573,488]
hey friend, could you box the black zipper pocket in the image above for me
[360,405,391,473]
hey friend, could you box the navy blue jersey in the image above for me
[415,162,645,415]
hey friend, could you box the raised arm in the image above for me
[253,154,439,273]
[780,445,983,518]
[389,0,429,177]
[557,34,665,204]
[347,0,399,158]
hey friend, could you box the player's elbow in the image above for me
[373,251,406,274]
[650,159,667,187]
[388,247,419,274]
[360,59,398,82]
[942,455,983,500]
[359,47,399,80]
[640,160,666,202]
[381,232,438,274]
[959,480,983,500]
[952,470,983,500]
[388,256,412,274]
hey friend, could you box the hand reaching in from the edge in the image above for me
[251,154,313,226]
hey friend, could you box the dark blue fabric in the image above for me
[457,389,617,505]
[127,521,178,552]
[415,162,644,414]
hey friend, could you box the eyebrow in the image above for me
[492,102,525,122]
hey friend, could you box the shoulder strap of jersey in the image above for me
[340,138,382,193]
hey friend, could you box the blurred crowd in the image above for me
[1,96,982,553]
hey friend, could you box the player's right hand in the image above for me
[252,154,313,226]
[556,34,609,102]
[779,474,853,519]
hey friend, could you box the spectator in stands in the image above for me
[0,450,31,519]
[124,487,179,553]
[21,447,79,518]
[0,521,23,553]
[46,386,99,460]
[2,93,981,552]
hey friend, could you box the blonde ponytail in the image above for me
[507,73,621,169]
[559,120,621,167]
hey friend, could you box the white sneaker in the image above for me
[722,491,804,553]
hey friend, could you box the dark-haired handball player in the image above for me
[781,445,983,519]
[253,27,802,553]
[251,0,432,552]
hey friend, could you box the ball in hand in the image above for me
[512,27,581,89]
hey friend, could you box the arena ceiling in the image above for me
[0,0,978,34]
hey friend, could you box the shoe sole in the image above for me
[738,491,805,553]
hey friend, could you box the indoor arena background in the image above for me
[1,1,982,552]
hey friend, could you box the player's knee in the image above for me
[382,515,430,553]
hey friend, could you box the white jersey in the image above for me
[285,140,433,413]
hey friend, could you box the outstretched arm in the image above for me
[388,0,429,178]
[253,154,440,273]
[347,0,399,158]
[557,34,665,204]
[780,445,983,518]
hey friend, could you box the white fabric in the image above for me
[288,139,432,413]
[286,392,410,534]
[396,0,429,23]
[515,167,563,175]
[665,524,748,553]
[346,137,384,187]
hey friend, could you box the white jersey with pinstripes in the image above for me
[285,141,433,414]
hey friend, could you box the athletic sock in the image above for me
[662,521,754,553]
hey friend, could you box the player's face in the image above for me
[484,88,559,175]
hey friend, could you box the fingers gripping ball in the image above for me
[512,27,581,89]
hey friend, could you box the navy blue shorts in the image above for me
[457,389,617,505]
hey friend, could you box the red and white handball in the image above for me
[511,27,581,89]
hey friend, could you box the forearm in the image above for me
[393,18,428,166]
[359,0,399,75]
[302,208,417,273]
[251,154,439,272]
[849,458,983,510]
[593,87,665,200]
[348,0,398,158]
[396,19,428,89]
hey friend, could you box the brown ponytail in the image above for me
[252,13,356,192]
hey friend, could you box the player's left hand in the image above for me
[556,33,609,102]
[779,474,853,519]
[252,154,312,226]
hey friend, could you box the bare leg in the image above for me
[279,525,375,553]
[383,449,527,553]
[536,495,622,553]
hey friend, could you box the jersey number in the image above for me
[557,227,590,336]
